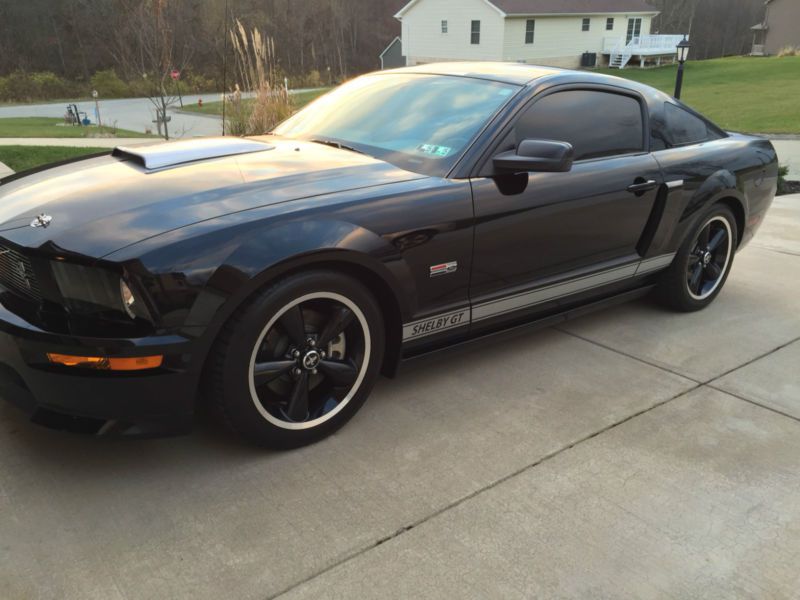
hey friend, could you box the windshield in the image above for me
[274,74,520,177]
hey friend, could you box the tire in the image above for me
[210,270,385,449]
[656,203,738,312]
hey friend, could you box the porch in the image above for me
[750,23,767,56]
[603,34,688,69]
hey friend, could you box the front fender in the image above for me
[120,216,414,339]
[205,217,412,319]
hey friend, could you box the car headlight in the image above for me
[50,261,150,320]
[119,279,137,319]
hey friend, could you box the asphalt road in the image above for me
[1,195,799,599]
[0,89,318,139]
[0,94,225,138]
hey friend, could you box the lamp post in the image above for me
[674,35,691,100]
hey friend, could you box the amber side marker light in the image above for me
[47,353,163,371]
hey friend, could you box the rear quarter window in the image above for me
[663,103,724,147]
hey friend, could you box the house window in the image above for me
[582,18,590,31]
[471,20,481,44]
[441,20,448,34]
[525,19,535,44]
[606,17,614,30]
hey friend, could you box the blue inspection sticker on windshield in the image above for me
[418,144,452,157]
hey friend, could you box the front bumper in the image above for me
[0,302,201,437]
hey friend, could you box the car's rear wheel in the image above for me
[656,204,738,312]
[210,271,384,448]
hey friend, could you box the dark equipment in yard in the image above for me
[65,104,87,126]
[581,52,597,67]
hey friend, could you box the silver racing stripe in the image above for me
[472,262,638,322]
[402,253,676,341]
[636,253,676,275]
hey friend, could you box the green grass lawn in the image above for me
[0,117,153,138]
[594,56,800,134]
[182,88,332,117]
[0,146,108,173]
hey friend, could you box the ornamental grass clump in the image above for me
[226,20,293,136]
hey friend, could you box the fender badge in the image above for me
[429,261,458,277]
[30,214,52,228]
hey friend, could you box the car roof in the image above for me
[381,62,671,104]
[382,62,564,85]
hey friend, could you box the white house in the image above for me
[395,0,681,69]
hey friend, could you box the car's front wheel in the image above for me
[657,203,738,312]
[210,271,385,448]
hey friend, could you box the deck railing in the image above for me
[608,34,688,68]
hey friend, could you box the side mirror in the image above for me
[493,139,574,173]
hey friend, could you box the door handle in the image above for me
[627,180,659,194]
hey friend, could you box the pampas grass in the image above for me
[225,20,293,136]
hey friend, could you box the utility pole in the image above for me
[222,0,230,136]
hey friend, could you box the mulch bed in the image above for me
[778,181,800,195]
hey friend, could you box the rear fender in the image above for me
[658,170,746,254]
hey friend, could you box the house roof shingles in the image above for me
[489,0,657,15]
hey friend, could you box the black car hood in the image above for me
[0,137,425,258]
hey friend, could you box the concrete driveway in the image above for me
[1,196,799,599]
[773,139,800,179]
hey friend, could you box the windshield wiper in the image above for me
[310,138,365,155]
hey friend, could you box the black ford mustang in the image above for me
[0,63,777,447]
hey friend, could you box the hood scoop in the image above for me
[113,137,273,170]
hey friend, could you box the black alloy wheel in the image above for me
[686,215,733,301]
[211,271,384,448]
[657,204,738,312]
[249,292,370,429]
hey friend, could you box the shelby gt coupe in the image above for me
[0,63,777,447]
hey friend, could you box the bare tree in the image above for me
[109,0,194,139]
[647,0,765,59]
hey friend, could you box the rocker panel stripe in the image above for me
[402,253,675,341]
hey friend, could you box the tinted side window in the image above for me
[514,90,643,161]
[664,103,720,146]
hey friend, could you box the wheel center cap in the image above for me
[702,251,712,266]
[302,350,321,370]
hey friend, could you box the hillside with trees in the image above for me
[646,0,765,59]
[0,0,768,102]
[0,0,405,100]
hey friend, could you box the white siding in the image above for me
[503,14,653,67]
[400,0,505,64]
